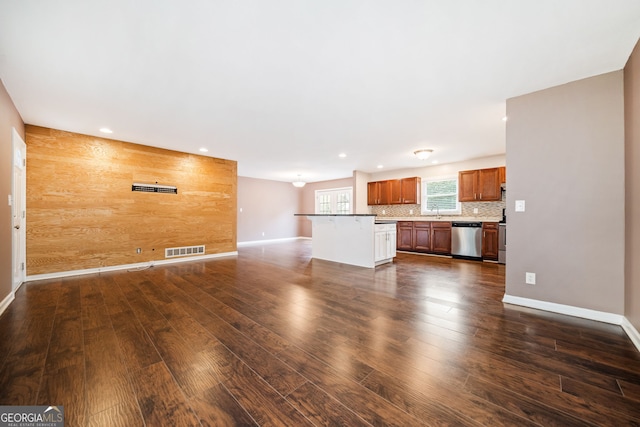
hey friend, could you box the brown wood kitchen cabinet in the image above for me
[396,221,414,250]
[368,180,392,205]
[399,177,421,204]
[413,221,431,252]
[368,177,421,205]
[482,222,499,260]
[396,221,451,255]
[458,167,505,202]
[431,222,452,254]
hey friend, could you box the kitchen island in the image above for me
[295,214,396,268]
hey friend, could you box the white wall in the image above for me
[353,170,371,214]
[624,38,640,331]
[368,155,505,181]
[237,176,301,243]
[505,71,625,315]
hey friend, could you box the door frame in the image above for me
[12,128,26,291]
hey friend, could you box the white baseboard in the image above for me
[622,317,640,352]
[0,291,15,318]
[237,236,307,247]
[26,251,238,282]
[502,294,625,325]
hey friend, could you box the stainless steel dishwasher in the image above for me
[451,222,482,260]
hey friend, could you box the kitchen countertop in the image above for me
[295,214,502,222]
[377,216,502,222]
[295,214,376,217]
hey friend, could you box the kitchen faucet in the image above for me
[431,203,441,219]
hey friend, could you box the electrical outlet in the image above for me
[473,208,478,214]
[525,272,536,285]
[515,200,526,212]
[382,209,386,215]
[136,248,141,254]
[409,209,413,215]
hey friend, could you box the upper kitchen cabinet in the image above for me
[368,177,421,205]
[400,177,421,204]
[368,180,391,205]
[388,179,402,204]
[458,167,505,202]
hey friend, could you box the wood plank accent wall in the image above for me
[25,125,237,275]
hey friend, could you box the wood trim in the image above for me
[502,294,624,325]
[0,291,15,318]
[237,237,305,246]
[26,251,238,282]
[622,317,640,352]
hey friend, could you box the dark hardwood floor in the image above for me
[1,239,639,426]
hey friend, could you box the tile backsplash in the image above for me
[370,197,506,220]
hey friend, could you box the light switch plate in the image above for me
[515,200,525,212]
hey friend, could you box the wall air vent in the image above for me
[165,245,205,258]
[132,182,178,194]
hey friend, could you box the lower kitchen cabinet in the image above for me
[375,223,397,265]
[397,221,414,251]
[396,221,451,255]
[482,222,499,260]
[413,222,431,252]
[431,222,452,255]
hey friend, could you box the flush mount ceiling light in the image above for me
[199,147,208,152]
[338,153,347,158]
[414,149,434,160]
[292,175,306,188]
[99,127,113,134]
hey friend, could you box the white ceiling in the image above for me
[1,1,640,183]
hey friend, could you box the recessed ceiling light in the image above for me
[338,153,347,158]
[432,160,439,164]
[377,164,384,169]
[99,128,113,134]
[199,148,208,153]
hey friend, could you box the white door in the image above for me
[387,229,397,259]
[12,128,26,290]
[374,230,386,262]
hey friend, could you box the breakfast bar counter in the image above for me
[295,214,396,268]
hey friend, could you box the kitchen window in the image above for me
[315,187,352,214]
[421,177,461,215]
